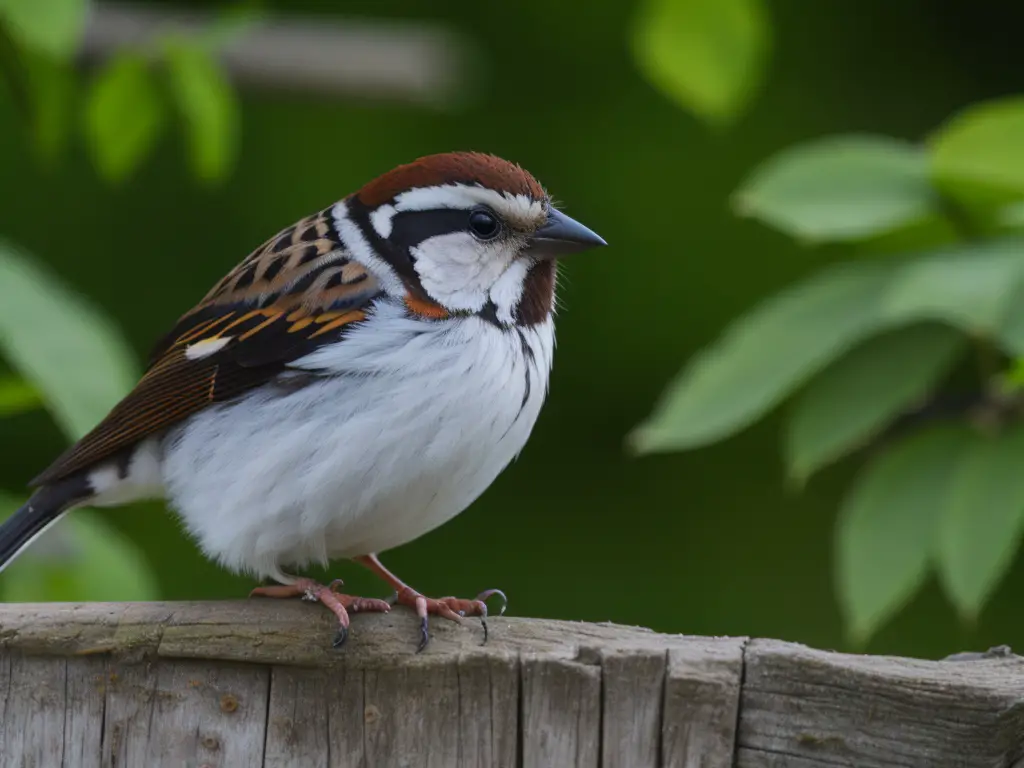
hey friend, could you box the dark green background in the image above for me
[2,0,1023,658]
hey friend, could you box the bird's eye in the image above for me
[468,209,501,240]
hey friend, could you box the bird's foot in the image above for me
[388,586,507,652]
[249,578,391,648]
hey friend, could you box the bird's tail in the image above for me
[0,475,91,574]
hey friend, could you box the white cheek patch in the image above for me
[332,201,403,295]
[185,337,232,360]
[393,184,545,229]
[410,232,516,312]
[489,257,532,325]
[370,204,397,239]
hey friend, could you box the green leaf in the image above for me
[786,323,964,483]
[0,241,139,440]
[0,376,43,416]
[83,53,166,183]
[0,0,87,58]
[22,50,76,164]
[631,263,895,453]
[0,495,159,602]
[734,136,935,243]
[836,425,974,645]
[930,97,1024,205]
[998,201,1024,229]
[631,0,769,127]
[881,238,1024,336]
[163,39,239,183]
[936,424,1024,621]
[996,276,1024,357]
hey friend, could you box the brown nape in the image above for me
[515,259,557,326]
[357,152,546,208]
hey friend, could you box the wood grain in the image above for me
[0,601,1022,767]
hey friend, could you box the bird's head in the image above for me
[335,152,605,326]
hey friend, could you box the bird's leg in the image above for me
[249,577,390,648]
[354,553,507,652]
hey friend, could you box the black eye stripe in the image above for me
[388,208,503,251]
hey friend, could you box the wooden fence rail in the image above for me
[0,601,1021,766]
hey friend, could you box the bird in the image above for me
[0,151,606,650]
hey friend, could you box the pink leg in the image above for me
[355,554,507,652]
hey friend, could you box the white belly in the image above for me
[159,308,554,582]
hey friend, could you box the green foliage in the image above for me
[0,0,86,59]
[631,0,769,127]
[0,240,138,439]
[785,323,963,483]
[734,136,936,243]
[836,425,973,646]
[163,39,240,184]
[936,425,1024,621]
[930,97,1024,207]
[83,53,167,183]
[638,94,1024,643]
[0,376,42,416]
[20,50,75,164]
[0,494,159,602]
[2,0,244,185]
[630,264,892,453]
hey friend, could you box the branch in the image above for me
[81,2,478,107]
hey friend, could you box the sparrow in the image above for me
[0,152,605,650]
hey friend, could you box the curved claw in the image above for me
[386,590,400,607]
[475,588,508,617]
[333,625,348,649]
[416,617,430,654]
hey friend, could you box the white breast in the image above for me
[159,301,554,582]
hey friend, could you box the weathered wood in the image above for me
[737,639,1024,768]
[521,650,602,767]
[0,601,1022,767]
[662,638,746,768]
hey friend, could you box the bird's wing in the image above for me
[33,208,385,486]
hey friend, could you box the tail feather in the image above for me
[0,475,91,574]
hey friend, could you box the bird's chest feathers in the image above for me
[161,309,554,572]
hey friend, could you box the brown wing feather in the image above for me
[33,208,384,487]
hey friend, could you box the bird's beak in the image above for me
[526,208,607,260]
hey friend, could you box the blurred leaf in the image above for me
[0,0,87,58]
[0,240,138,440]
[163,39,239,183]
[0,376,43,416]
[22,50,75,164]
[856,214,959,256]
[930,97,1024,205]
[882,238,1024,337]
[0,495,159,602]
[83,53,165,183]
[786,323,964,483]
[836,425,974,645]
[997,279,1024,357]
[631,263,895,453]
[998,201,1024,229]
[734,136,935,243]
[631,0,769,127]
[936,424,1024,621]
[198,4,263,51]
